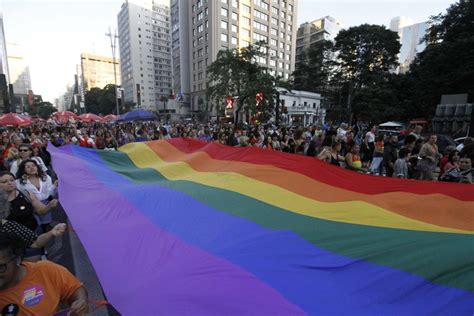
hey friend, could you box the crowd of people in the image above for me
[0,117,473,313]
[0,119,473,183]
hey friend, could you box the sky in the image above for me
[0,0,457,103]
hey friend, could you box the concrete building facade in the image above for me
[171,0,191,115]
[295,16,342,68]
[0,14,9,85]
[80,53,121,90]
[278,88,325,125]
[118,0,172,112]
[176,0,298,113]
[390,16,428,74]
[7,43,32,95]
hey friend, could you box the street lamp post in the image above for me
[106,27,120,116]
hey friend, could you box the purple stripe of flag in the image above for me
[50,145,305,316]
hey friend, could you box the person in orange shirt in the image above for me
[0,232,88,315]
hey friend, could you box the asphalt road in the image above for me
[50,205,120,316]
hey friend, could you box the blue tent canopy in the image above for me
[118,109,157,122]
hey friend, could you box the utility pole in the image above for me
[106,27,120,116]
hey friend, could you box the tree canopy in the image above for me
[206,42,279,123]
[408,0,474,116]
[84,84,119,115]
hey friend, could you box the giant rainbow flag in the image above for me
[49,139,474,315]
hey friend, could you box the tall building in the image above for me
[0,13,9,84]
[295,16,343,68]
[173,0,298,112]
[0,14,10,113]
[7,43,32,95]
[80,53,121,90]
[390,16,428,73]
[171,0,191,111]
[118,0,173,112]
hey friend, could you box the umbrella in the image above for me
[78,113,103,122]
[378,121,404,128]
[118,109,156,122]
[53,111,78,123]
[103,114,119,122]
[0,113,32,126]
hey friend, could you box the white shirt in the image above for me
[16,175,56,203]
[366,131,375,143]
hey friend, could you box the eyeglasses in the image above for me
[0,256,16,273]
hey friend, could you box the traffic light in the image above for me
[255,92,264,106]
[226,96,234,109]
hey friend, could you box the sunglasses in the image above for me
[19,149,30,152]
[0,256,16,273]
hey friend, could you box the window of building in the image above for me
[271,28,278,36]
[232,0,238,8]
[241,28,250,37]
[231,24,238,33]
[270,38,277,46]
[221,8,228,17]
[221,33,228,42]
[221,21,228,30]
[242,4,251,14]
[197,24,203,33]
[254,10,268,21]
[271,17,278,24]
[253,0,269,10]
[231,37,238,44]
[232,12,238,20]
[253,21,268,32]
[242,17,250,25]
[271,7,278,14]
[253,32,268,42]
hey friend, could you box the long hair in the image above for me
[16,159,47,184]
[0,189,10,220]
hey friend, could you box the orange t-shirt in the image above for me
[0,261,82,315]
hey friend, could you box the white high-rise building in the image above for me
[0,14,9,84]
[7,43,32,95]
[171,0,298,113]
[118,0,172,112]
[390,16,428,74]
[295,16,343,68]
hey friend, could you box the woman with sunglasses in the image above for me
[0,232,88,315]
[9,144,48,177]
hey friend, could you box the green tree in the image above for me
[29,101,56,118]
[332,24,401,122]
[206,42,278,124]
[85,84,117,115]
[37,102,57,119]
[293,40,334,92]
[408,0,474,118]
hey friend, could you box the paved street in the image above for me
[50,205,119,316]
